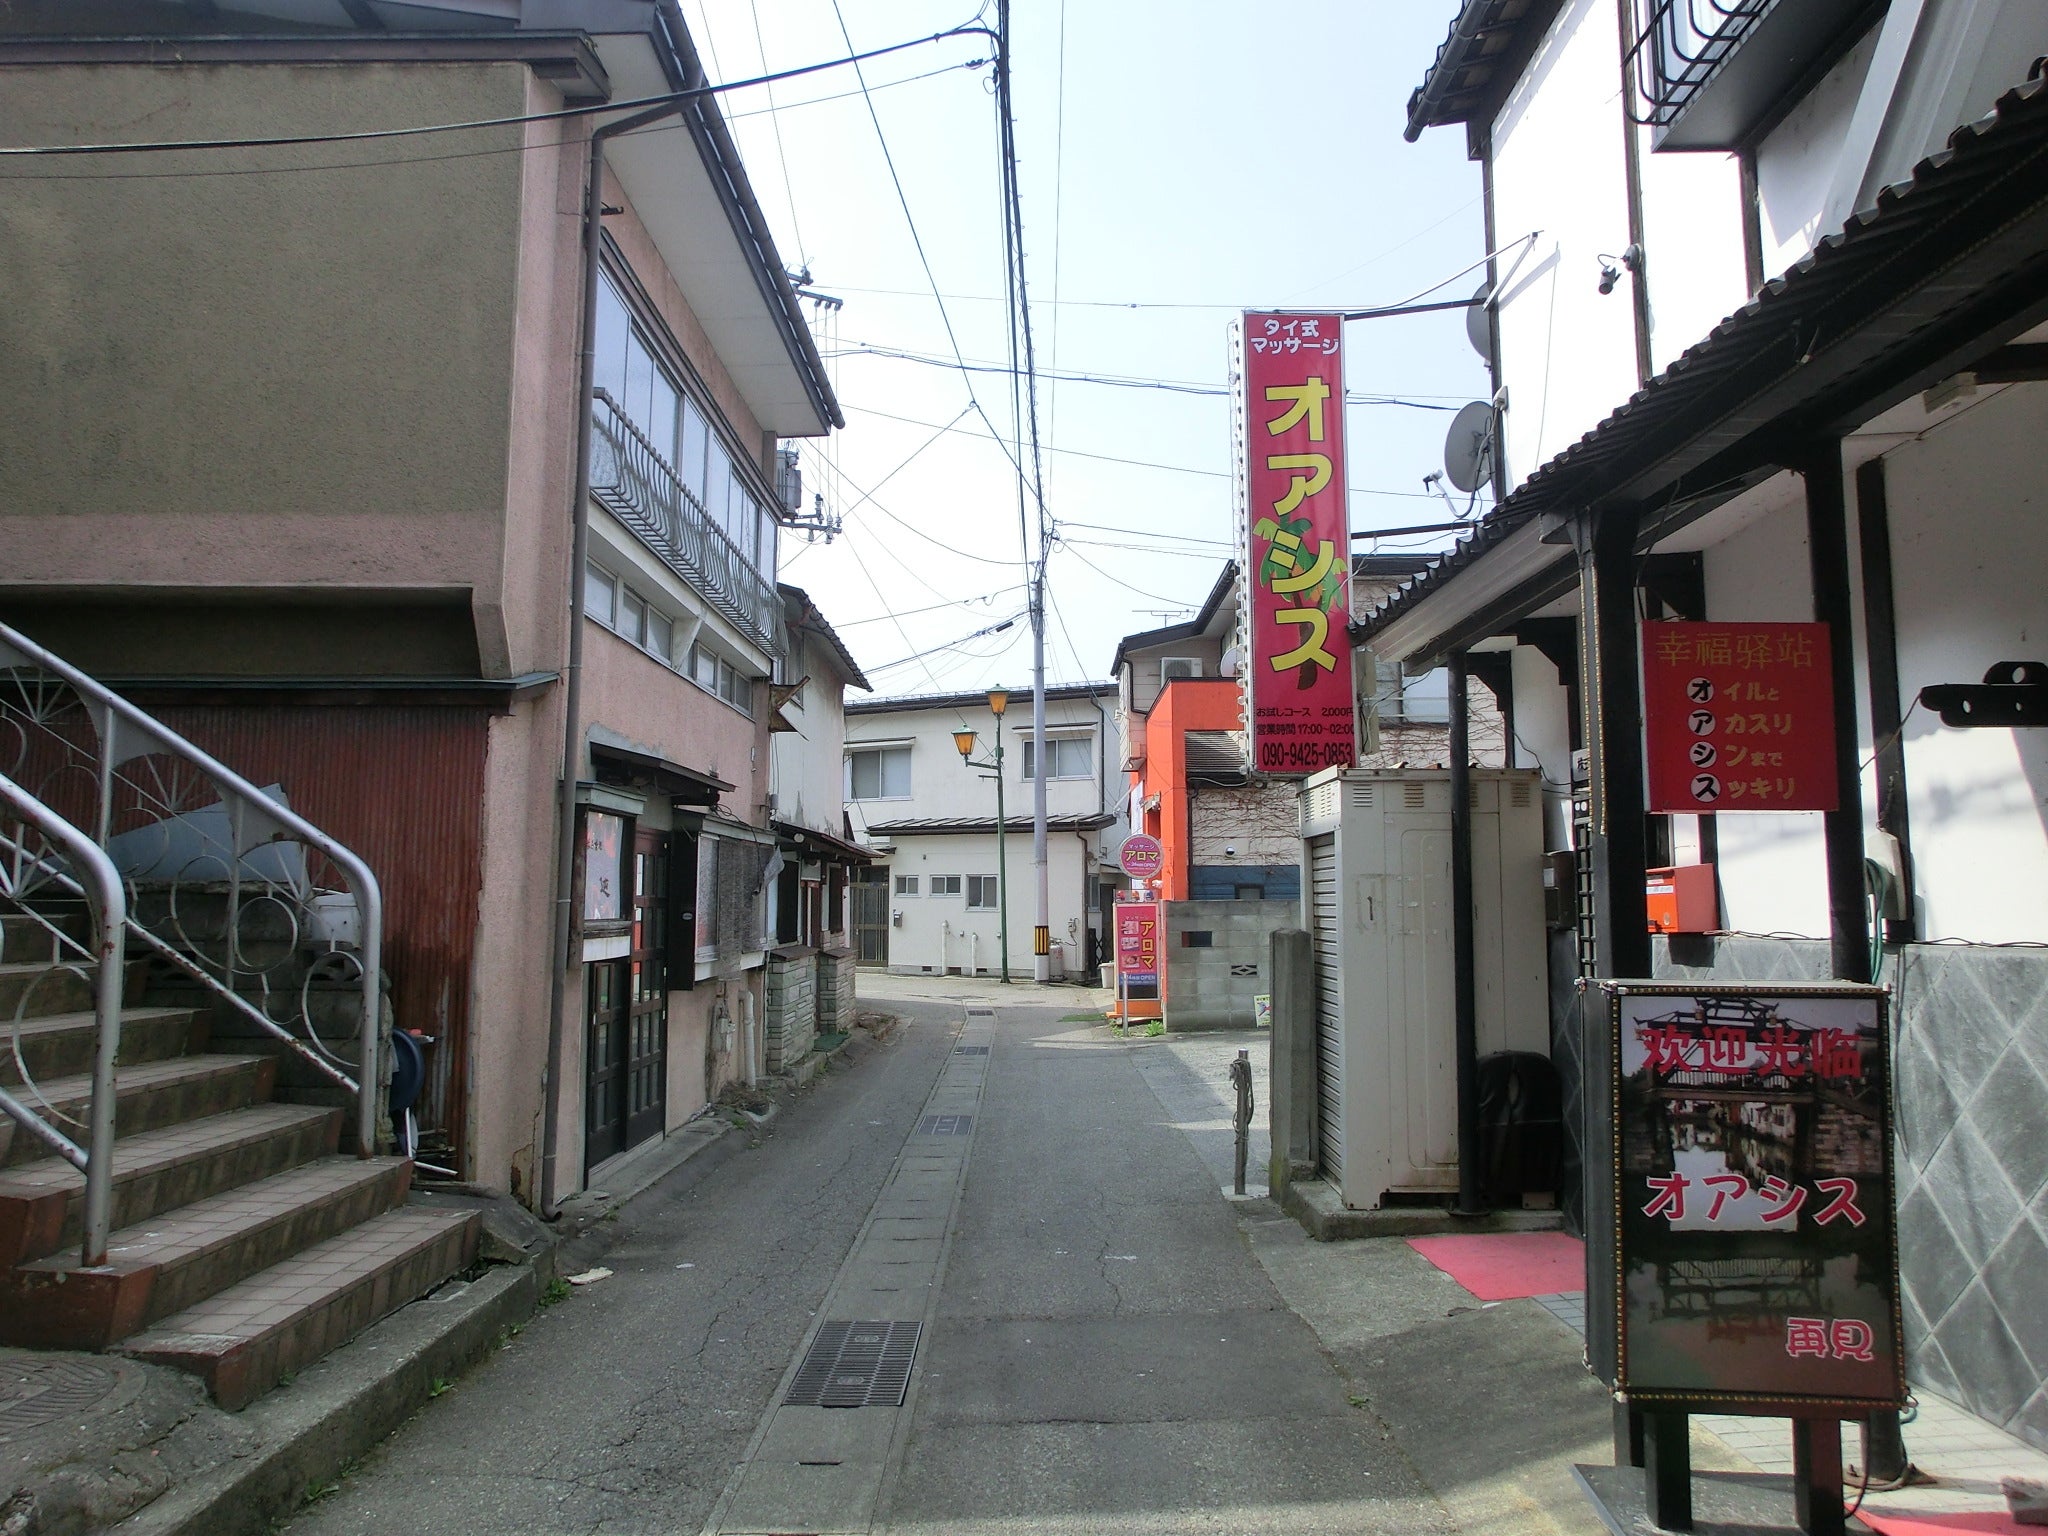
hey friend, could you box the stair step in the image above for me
[0,1054,275,1168]
[0,1156,412,1349]
[120,1205,480,1410]
[0,1006,206,1089]
[0,1103,341,1266]
[0,960,95,1020]
[2,913,81,965]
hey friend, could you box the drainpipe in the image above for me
[539,89,703,1220]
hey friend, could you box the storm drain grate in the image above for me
[0,1359,122,1434]
[917,1114,974,1136]
[785,1320,922,1408]
[954,1045,989,1055]
[964,1007,996,1020]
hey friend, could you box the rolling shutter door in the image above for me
[1308,833,1342,1179]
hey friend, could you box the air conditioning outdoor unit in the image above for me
[1298,767,1549,1211]
[1161,657,1203,682]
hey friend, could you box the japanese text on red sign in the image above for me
[1243,314,1354,776]
[1641,622,1837,813]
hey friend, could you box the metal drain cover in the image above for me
[0,1359,123,1434]
[963,1007,996,1020]
[917,1114,973,1136]
[785,1321,922,1408]
[954,1045,989,1055]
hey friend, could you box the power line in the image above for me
[1054,539,1203,607]
[0,26,987,158]
[724,60,988,121]
[747,0,809,271]
[826,1,1035,531]
[833,586,1025,626]
[839,402,1462,500]
[829,343,1464,407]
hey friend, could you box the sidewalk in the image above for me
[1129,1022,2048,1536]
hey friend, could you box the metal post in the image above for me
[1810,447,1913,1484]
[1644,1411,1695,1533]
[994,712,1010,984]
[1230,1048,1253,1195]
[1449,650,1483,1215]
[1793,1417,1847,1536]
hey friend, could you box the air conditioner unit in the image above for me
[1161,657,1203,682]
[776,447,802,513]
[1298,767,1549,1211]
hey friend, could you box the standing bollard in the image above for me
[1229,1049,1254,1195]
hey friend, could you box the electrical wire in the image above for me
[0,26,988,158]
[830,343,1464,407]
[747,0,809,272]
[826,1,1034,519]
[834,586,1024,627]
[724,60,987,120]
[840,402,1460,500]
[1054,539,1202,607]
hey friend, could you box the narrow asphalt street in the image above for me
[283,981,1610,1535]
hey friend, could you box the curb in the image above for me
[113,1263,537,1536]
[1280,1176,1564,1241]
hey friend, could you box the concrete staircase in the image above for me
[0,909,478,1410]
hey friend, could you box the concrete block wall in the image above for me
[763,947,817,1074]
[1161,900,1298,1031]
[819,948,855,1035]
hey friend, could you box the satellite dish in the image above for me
[1444,401,1496,494]
[1466,279,1493,360]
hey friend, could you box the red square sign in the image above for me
[1641,622,1837,813]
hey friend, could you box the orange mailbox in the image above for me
[1646,864,1717,934]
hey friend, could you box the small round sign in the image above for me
[1118,834,1164,878]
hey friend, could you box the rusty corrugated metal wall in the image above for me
[148,703,492,1170]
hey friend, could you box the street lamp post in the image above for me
[952,687,1011,984]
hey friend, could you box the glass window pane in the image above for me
[647,610,672,661]
[621,589,647,645]
[849,752,879,800]
[585,562,615,626]
[647,367,679,467]
[679,397,709,504]
[880,746,911,798]
[595,279,629,408]
[623,330,654,439]
[706,436,732,531]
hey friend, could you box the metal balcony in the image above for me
[590,390,783,656]
[1627,0,1879,150]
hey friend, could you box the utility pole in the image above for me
[1031,564,1049,981]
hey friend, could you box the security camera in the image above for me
[1597,244,1642,296]
[1225,845,1238,857]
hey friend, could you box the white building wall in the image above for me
[844,696,1110,830]
[770,630,854,838]
[1508,643,1575,852]
[1870,384,2048,943]
[878,831,1096,979]
[1636,138,1750,371]
[1487,0,1642,489]
[1698,488,1831,940]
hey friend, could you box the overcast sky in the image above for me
[682,0,1486,696]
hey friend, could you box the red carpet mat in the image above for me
[1860,1512,2025,1535]
[1405,1231,1586,1300]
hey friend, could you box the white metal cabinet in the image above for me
[1298,768,1549,1210]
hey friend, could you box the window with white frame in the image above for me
[687,642,753,714]
[846,745,912,801]
[894,874,920,897]
[594,273,776,571]
[929,874,962,897]
[966,875,999,910]
[1021,734,1093,780]
[586,559,682,667]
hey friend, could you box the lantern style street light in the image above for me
[951,687,1011,983]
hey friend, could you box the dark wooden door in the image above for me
[852,867,889,966]
[585,829,669,1169]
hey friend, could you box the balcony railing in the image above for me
[590,389,783,657]
[1627,0,1873,150]
[1626,0,1767,134]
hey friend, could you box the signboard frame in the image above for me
[1239,312,1356,777]
[1118,833,1164,880]
[1592,980,1905,1417]
[1641,621,1838,814]
[1113,890,1160,1024]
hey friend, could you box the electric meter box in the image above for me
[1299,767,1550,1211]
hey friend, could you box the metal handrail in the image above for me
[1,769,126,1265]
[0,620,383,1159]
[589,389,785,656]
[1624,0,1767,128]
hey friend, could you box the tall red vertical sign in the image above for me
[1242,314,1355,775]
